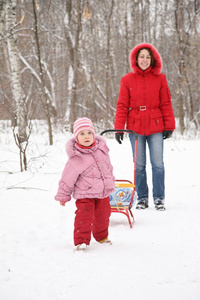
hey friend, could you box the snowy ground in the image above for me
[0,129,200,300]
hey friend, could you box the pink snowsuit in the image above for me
[55,135,115,246]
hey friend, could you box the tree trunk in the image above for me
[6,0,28,171]
[0,0,6,38]
[124,0,129,74]
[32,0,53,145]
[105,0,114,128]
[64,0,82,132]
[174,0,185,135]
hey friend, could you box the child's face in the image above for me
[77,130,94,146]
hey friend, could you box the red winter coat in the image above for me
[114,43,175,136]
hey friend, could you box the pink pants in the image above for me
[74,197,111,246]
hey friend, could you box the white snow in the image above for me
[0,130,200,300]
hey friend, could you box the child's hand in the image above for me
[60,201,66,206]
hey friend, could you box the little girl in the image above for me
[55,118,115,250]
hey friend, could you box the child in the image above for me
[55,118,115,250]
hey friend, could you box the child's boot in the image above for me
[76,243,87,251]
[99,238,112,245]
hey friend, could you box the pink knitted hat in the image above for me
[73,118,95,140]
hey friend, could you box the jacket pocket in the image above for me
[75,173,94,191]
[127,114,141,132]
[149,115,164,132]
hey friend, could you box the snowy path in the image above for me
[0,137,200,300]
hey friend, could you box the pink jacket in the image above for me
[54,136,115,203]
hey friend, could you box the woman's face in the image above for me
[137,49,151,71]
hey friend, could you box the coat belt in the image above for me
[131,106,159,111]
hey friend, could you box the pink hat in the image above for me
[73,118,95,140]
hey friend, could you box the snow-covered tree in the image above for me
[5,0,28,171]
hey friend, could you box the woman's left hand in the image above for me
[163,130,173,139]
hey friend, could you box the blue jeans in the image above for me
[129,133,165,205]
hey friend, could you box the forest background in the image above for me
[0,0,200,170]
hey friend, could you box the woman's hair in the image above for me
[136,47,155,68]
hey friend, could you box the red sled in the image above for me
[100,129,138,228]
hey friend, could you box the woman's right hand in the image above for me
[115,133,124,144]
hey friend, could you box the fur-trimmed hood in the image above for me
[65,135,109,158]
[130,43,162,74]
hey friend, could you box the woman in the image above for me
[114,43,175,211]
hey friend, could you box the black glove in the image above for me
[115,132,124,144]
[163,130,173,140]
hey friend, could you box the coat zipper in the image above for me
[143,71,146,135]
